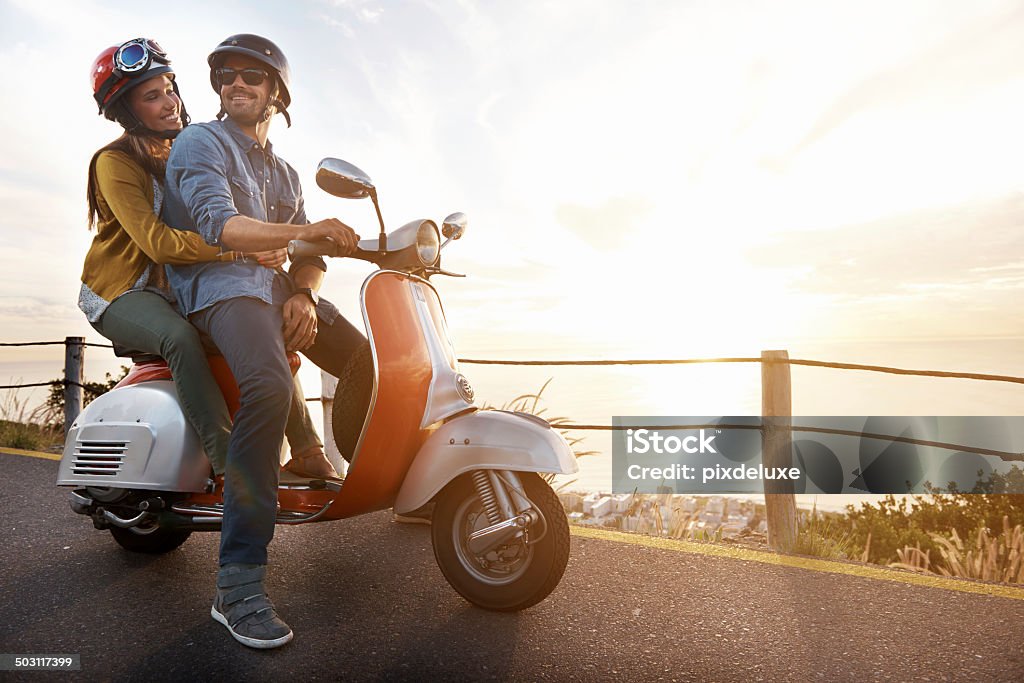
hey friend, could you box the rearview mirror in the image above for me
[442,212,468,240]
[316,158,374,199]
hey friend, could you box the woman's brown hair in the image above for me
[86,125,170,229]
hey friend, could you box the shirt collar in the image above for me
[223,116,276,162]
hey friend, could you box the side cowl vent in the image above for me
[72,440,128,477]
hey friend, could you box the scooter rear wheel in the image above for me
[109,524,191,554]
[431,471,570,611]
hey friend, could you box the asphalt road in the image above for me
[2,452,1024,682]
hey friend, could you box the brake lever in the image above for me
[422,267,466,278]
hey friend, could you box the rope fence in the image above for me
[0,341,113,349]
[6,341,1024,385]
[0,379,112,395]
[459,356,1024,386]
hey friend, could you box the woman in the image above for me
[82,38,338,479]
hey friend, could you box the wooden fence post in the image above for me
[64,336,85,436]
[761,349,798,552]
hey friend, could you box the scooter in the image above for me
[57,158,578,611]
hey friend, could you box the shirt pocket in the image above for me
[274,193,300,224]
[229,175,264,219]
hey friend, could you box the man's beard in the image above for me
[223,94,268,126]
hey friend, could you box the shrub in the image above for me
[837,469,1024,565]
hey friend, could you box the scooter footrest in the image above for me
[278,471,344,492]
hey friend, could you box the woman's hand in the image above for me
[246,248,288,269]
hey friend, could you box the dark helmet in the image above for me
[90,38,190,138]
[208,34,291,125]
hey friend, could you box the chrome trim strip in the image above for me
[172,500,336,525]
[172,503,223,517]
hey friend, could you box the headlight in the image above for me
[416,222,440,266]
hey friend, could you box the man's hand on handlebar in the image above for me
[295,219,360,256]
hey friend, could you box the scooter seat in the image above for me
[114,352,302,420]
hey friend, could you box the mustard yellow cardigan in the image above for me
[80,149,231,312]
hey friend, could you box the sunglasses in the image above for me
[215,67,271,87]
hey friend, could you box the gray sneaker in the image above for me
[211,564,293,649]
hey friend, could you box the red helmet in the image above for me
[90,38,189,137]
[91,38,174,117]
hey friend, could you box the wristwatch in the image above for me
[296,287,319,305]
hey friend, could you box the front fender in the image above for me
[393,410,579,514]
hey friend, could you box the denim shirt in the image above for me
[163,118,336,322]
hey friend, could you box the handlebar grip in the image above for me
[288,239,339,259]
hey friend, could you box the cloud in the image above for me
[748,193,1024,306]
[775,2,1024,165]
[555,196,653,250]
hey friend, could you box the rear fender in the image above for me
[393,410,579,514]
[57,381,209,492]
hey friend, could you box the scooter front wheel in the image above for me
[431,471,569,611]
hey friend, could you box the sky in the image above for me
[1,0,1023,368]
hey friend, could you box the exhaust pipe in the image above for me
[98,508,151,528]
[69,490,93,515]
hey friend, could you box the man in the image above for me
[162,34,365,649]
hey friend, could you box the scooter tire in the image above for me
[109,525,192,554]
[431,471,570,612]
[332,341,374,463]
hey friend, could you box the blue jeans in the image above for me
[191,279,365,566]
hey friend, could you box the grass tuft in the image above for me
[890,516,1024,584]
[0,389,62,451]
[793,505,856,560]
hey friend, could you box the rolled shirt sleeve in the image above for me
[165,125,240,247]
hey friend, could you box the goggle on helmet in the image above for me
[92,38,173,115]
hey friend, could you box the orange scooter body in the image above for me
[321,270,437,518]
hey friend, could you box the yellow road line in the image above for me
[0,446,62,461]
[571,525,1024,601]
